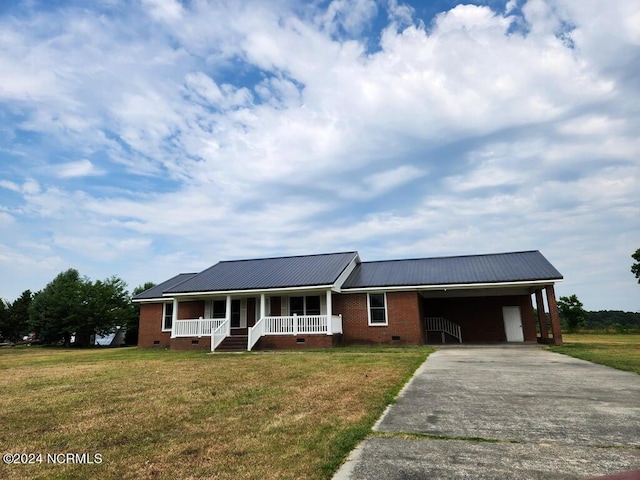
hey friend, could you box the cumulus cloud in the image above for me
[0,0,638,310]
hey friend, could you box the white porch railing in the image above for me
[173,318,225,337]
[247,314,343,351]
[211,319,230,352]
[247,317,265,351]
[425,317,462,343]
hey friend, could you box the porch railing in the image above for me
[425,317,462,343]
[247,317,265,351]
[247,314,343,351]
[173,318,225,337]
[211,319,230,352]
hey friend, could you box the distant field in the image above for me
[0,346,431,480]
[550,334,640,374]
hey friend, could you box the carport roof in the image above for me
[341,250,562,289]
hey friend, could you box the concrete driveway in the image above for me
[334,346,640,480]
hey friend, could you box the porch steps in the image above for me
[215,335,248,352]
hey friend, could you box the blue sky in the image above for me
[1,0,638,311]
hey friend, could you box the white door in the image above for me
[502,306,524,342]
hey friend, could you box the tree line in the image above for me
[0,269,154,347]
[557,294,639,333]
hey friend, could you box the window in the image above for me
[290,296,304,315]
[368,293,387,326]
[212,300,226,318]
[163,303,173,331]
[289,295,321,315]
[306,296,321,315]
[230,299,241,328]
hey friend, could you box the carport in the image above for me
[421,283,563,345]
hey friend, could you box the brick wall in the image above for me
[423,295,537,343]
[138,300,206,349]
[257,334,340,350]
[138,303,170,348]
[177,300,205,319]
[335,291,424,345]
[170,336,211,351]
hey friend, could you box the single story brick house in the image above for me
[133,250,563,351]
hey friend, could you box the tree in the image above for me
[29,269,135,347]
[558,294,588,332]
[6,290,33,342]
[0,291,33,343]
[0,299,8,342]
[632,248,640,284]
[74,276,136,347]
[125,282,156,345]
[29,269,84,346]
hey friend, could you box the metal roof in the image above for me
[165,251,358,294]
[132,273,197,300]
[342,251,562,289]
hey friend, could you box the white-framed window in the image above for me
[367,293,387,326]
[162,303,173,331]
[289,295,321,316]
[212,300,226,318]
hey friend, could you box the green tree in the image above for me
[632,248,640,283]
[6,290,33,342]
[558,294,588,332]
[74,276,135,347]
[30,269,84,345]
[29,269,135,347]
[0,299,9,342]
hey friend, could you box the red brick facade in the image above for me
[256,334,340,350]
[138,291,540,350]
[423,295,537,343]
[334,291,425,345]
[138,303,170,348]
[138,301,206,348]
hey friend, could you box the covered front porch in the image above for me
[169,289,343,351]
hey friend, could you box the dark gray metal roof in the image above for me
[165,252,358,293]
[132,273,197,300]
[342,251,562,289]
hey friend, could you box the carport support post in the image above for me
[535,289,549,342]
[545,285,563,346]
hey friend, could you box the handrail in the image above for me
[425,317,462,343]
[247,317,265,351]
[211,319,230,351]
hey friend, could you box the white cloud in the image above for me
[141,0,183,23]
[55,159,104,178]
[0,0,638,311]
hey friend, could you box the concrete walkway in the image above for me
[334,346,640,479]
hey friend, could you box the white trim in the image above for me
[133,297,169,303]
[367,292,388,326]
[343,279,561,294]
[162,302,173,332]
[333,254,360,291]
[165,284,335,298]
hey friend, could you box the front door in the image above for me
[503,306,524,342]
[247,298,256,328]
[230,299,242,329]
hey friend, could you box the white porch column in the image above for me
[171,298,179,338]
[326,289,332,335]
[225,295,232,336]
[260,294,266,320]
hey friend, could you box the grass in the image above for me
[0,345,431,480]
[549,333,640,374]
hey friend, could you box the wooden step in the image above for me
[215,335,248,352]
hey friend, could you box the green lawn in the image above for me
[549,334,640,374]
[0,345,431,480]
